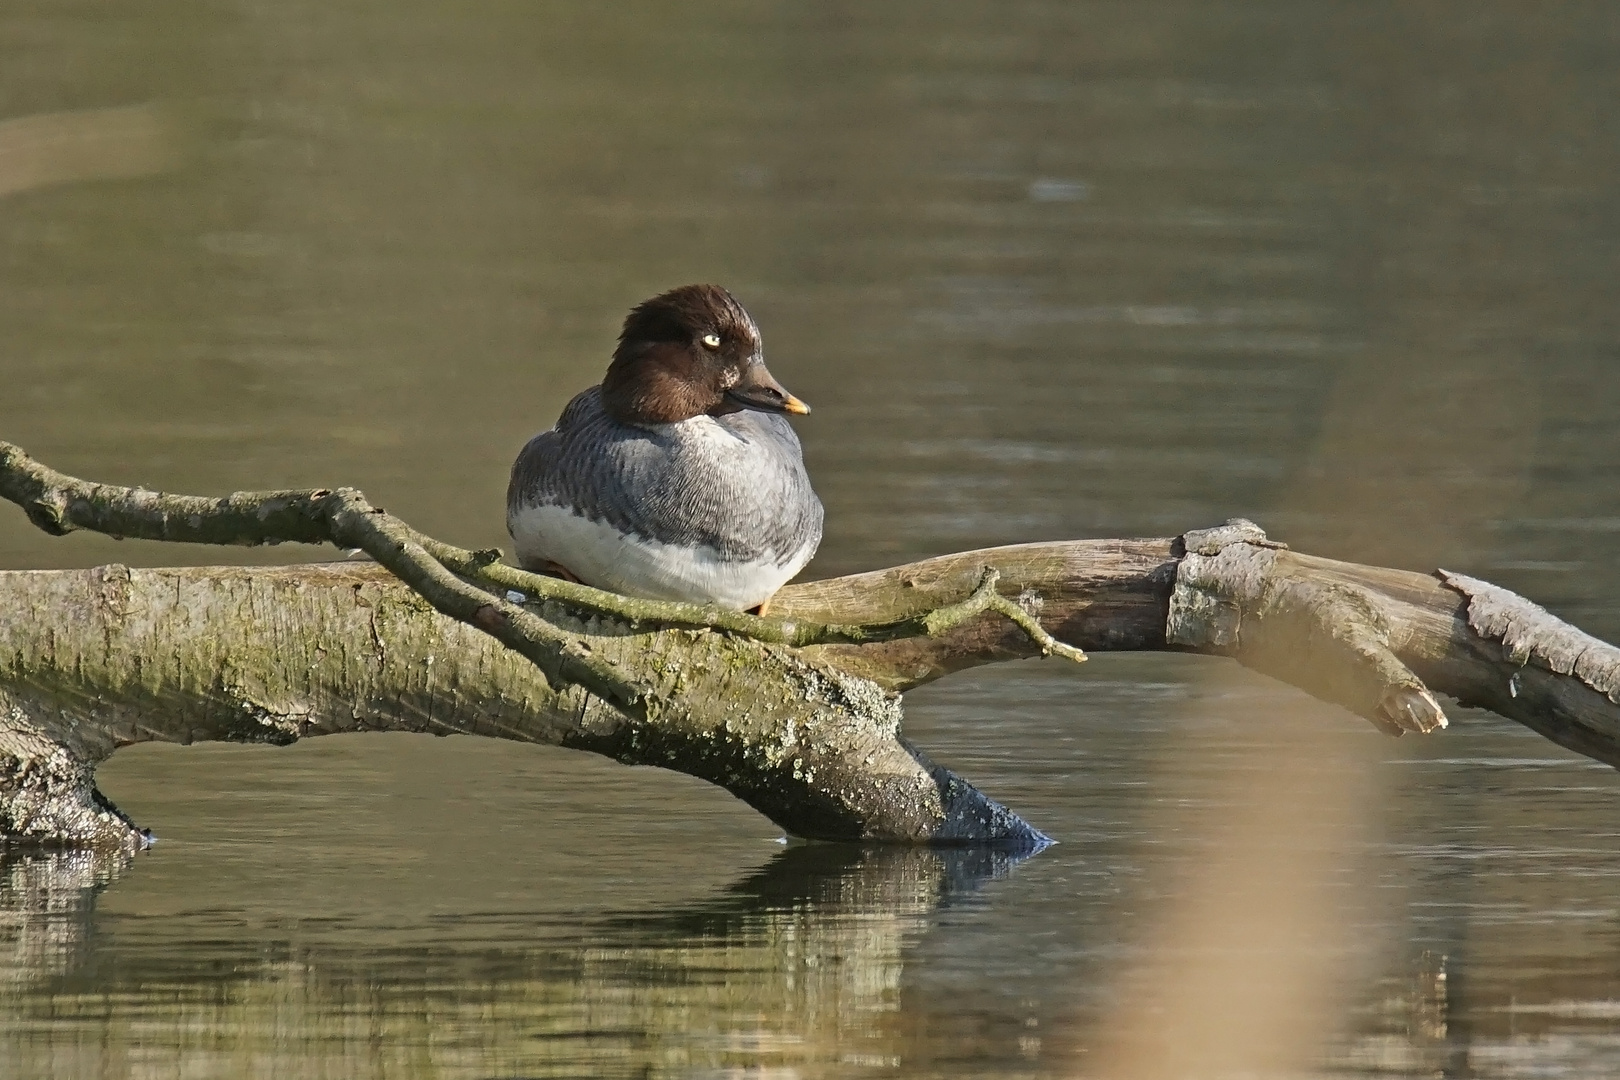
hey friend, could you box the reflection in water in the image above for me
[0,843,1021,1078]
[0,105,179,201]
[0,849,130,989]
[1090,713,1379,1078]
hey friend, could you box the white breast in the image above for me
[509,503,816,611]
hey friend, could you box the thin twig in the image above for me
[0,441,1087,694]
[0,442,646,711]
[920,569,1088,663]
[426,541,1081,660]
[318,490,646,711]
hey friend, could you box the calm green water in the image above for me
[3,2,1620,1077]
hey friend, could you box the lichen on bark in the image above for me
[0,563,1049,851]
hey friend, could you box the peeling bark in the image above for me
[1438,571,1620,765]
[1441,571,1620,701]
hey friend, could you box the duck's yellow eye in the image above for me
[700,333,722,350]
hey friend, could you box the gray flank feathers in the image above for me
[508,386,823,568]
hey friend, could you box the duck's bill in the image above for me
[726,373,812,415]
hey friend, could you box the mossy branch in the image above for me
[437,543,1083,660]
[0,442,1084,701]
[0,443,649,712]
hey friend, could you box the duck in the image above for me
[506,284,824,613]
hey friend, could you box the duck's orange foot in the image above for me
[748,596,774,617]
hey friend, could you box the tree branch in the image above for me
[0,441,1084,664]
[0,443,1077,852]
[3,443,1619,852]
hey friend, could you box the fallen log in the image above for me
[1,444,1616,853]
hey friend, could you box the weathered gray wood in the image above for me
[1437,570,1620,765]
[1442,571,1620,702]
[1168,522,1447,736]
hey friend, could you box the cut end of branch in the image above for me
[1378,685,1449,735]
[24,499,72,537]
[0,443,74,536]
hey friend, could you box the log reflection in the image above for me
[0,843,1024,1077]
[0,848,130,988]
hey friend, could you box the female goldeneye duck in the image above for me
[506,284,824,613]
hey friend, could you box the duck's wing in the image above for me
[715,411,824,561]
[506,387,614,528]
